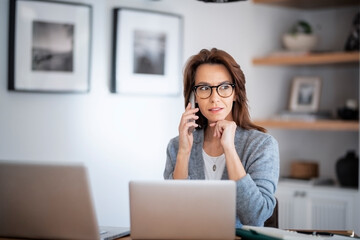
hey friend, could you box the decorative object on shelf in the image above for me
[312,177,335,186]
[336,150,359,188]
[337,99,359,120]
[111,8,182,96]
[279,176,335,186]
[289,76,322,112]
[8,0,92,93]
[290,161,319,180]
[344,12,359,51]
[282,20,318,52]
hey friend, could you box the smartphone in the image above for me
[188,92,196,134]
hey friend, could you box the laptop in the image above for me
[129,180,236,240]
[0,161,130,240]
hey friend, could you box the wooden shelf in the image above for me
[252,51,360,66]
[252,0,359,9]
[254,119,359,131]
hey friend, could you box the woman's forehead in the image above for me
[194,64,231,85]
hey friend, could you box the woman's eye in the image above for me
[199,86,210,91]
[220,85,230,90]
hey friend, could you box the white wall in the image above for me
[0,0,358,231]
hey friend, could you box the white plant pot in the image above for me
[282,33,318,51]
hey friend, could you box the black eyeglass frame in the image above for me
[192,83,235,99]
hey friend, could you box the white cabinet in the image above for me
[276,181,358,230]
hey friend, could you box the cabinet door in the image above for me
[276,185,357,230]
[308,192,356,230]
[276,189,308,229]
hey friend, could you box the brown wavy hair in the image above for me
[183,48,266,133]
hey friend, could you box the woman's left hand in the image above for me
[210,120,246,181]
[209,120,237,150]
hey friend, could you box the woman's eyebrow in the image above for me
[195,80,232,85]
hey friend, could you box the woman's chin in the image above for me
[207,117,225,124]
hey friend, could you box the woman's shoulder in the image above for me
[166,136,179,159]
[168,135,179,148]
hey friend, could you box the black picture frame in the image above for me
[111,8,182,96]
[8,0,92,93]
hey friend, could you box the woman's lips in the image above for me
[209,107,223,113]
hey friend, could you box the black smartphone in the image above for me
[188,92,196,134]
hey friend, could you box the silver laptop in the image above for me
[129,180,236,240]
[0,161,130,240]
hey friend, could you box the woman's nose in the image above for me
[209,89,221,102]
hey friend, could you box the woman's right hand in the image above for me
[178,102,199,155]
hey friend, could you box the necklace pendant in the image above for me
[213,164,216,172]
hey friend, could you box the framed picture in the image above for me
[8,0,92,93]
[111,8,182,96]
[289,77,322,112]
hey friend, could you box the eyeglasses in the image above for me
[193,83,235,99]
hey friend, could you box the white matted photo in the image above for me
[111,8,182,96]
[289,77,322,112]
[8,0,92,93]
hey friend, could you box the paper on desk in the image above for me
[242,226,357,240]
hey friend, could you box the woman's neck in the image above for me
[203,127,223,157]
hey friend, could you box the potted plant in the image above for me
[282,20,318,51]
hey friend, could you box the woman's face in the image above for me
[194,64,235,124]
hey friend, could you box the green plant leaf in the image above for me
[288,20,313,34]
[298,20,312,34]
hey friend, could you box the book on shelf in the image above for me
[280,177,336,186]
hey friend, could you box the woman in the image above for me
[164,48,279,227]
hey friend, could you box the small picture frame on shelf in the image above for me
[8,0,92,93]
[289,76,322,112]
[111,8,182,96]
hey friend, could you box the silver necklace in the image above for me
[209,155,223,172]
[211,158,218,172]
[203,149,224,172]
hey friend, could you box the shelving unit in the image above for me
[253,51,359,131]
[254,119,358,131]
[253,51,359,66]
[252,52,360,131]
[252,0,359,9]
[252,0,359,231]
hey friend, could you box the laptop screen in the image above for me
[0,161,99,239]
[129,180,236,240]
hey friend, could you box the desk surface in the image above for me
[116,237,242,240]
[114,229,356,240]
[0,230,355,240]
[116,236,242,240]
[0,236,241,240]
